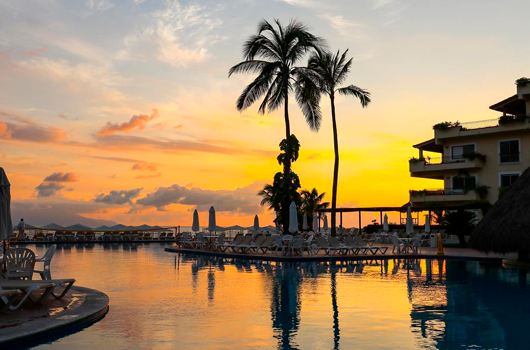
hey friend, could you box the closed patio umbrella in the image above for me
[323,214,329,232]
[253,215,259,232]
[208,206,216,232]
[288,202,298,233]
[312,215,318,232]
[302,213,308,231]
[425,214,431,233]
[0,168,13,254]
[406,206,414,235]
[383,214,389,232]
[192,209,200,232]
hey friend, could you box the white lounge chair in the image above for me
[34,244,56,280]
[0,289,22,311]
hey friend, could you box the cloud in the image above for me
[132,163,157,172]
[35,182,65,197]
[15,58,126,105]
[44,172,79,182]
[305,153,321,160]
[278,0,317,7]
[90,155,142,163]
[320,14,369,40]
[96,109,159,136]
[88,134,258,155]
[119,0,225,66]
[372,0,395,9]
[135,181,265,214]
[85,0,115,12]
[94,188,143,205]
[0,112,66,143]
[26,47,47,57]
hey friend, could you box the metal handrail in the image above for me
[459,118,499,129]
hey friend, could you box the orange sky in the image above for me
[1,0,528,227]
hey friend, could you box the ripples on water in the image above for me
[18,243,530,350]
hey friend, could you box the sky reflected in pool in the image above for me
[21,244,530,350]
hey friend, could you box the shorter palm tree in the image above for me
[301,188,329,230]
[306,49,371,236]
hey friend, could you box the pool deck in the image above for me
[165,244,516,262]
[0,286,109,348]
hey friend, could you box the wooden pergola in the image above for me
[316,202,488,229]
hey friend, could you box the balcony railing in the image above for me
[459,118,499,129]
[422,156,465,165]
[410,188,473,196]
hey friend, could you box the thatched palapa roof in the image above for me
[470,166,530,253]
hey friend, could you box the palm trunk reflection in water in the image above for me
[271,262,302,350]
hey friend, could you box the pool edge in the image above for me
[0,286,109,348]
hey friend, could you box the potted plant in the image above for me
[474,185,489,200]
[499,115,516,125]
[409,157,424,164]
[516,77,530,98]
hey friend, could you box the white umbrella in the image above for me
[0,168,13,254]
[302,213,308,231]
[312,215,318,232]
[425,214,431,233]
[253,215,259,231]
[406,206,414,235]
[383,214,389,232]
[191,209,200,232]
[208,206,216,232]
[288,202,298,233]
[323,214,329,232]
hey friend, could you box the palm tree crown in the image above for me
[301,188,329,227]
[228,19,324,132]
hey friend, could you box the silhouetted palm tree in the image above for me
[307,49,371,235]
[229,19,325,178]
[301,188,329,230]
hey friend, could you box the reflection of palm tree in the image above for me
[306,49,371,236]
[330,264,340,350]
[270,262,302,350]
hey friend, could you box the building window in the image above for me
[500,173,520,188]
[451,144,475,160]
[452,176,476,191]
[499,140,520,163]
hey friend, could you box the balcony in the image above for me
[409,155,485,179]
[434,116,530,140]
[410,188,478,204]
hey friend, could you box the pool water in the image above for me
[17,243,530,350]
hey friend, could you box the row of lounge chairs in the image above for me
[177,232,389,256]
[1,247,76,311]
[28,231,175,242]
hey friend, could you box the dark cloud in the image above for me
[0,120,66,143]
[94,188,142,205]
[90,155,142,163]
[132,163,157,171]
[44,172,78,182]
[97,109,158,136]
[135,181,265,214]
[35,182,65,197]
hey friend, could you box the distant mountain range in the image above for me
[33,223,166,231]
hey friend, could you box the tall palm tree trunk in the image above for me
[330,94,339,236]
[283,89,291,235]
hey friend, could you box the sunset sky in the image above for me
[1,0,528,227]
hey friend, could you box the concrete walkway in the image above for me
[165,243,516,262]
[0,286,109,348]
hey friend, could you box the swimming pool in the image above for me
[17,243,530,350]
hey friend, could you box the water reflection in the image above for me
[20,245,530,350]
[178,255,530,350]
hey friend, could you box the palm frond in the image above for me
[293,68,322,131]
[337,85,371,107]
[228,60,270,77]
